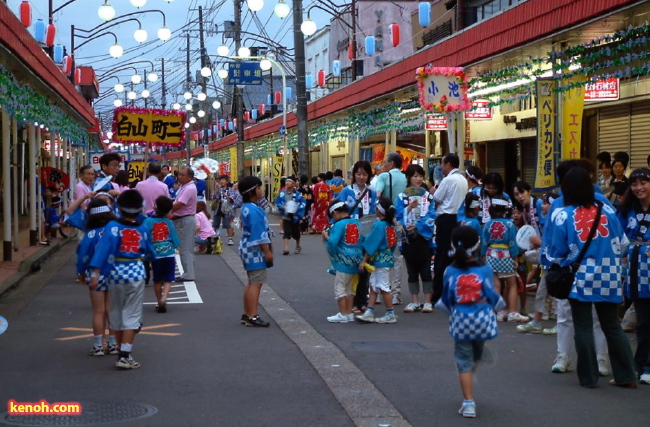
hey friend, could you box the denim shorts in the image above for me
[454,341,486,373]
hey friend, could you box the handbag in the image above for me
[546,202,602,299]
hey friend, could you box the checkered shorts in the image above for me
[450,305,498,342]
[108,262,146,285]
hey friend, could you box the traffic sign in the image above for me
[279,125,286,136]
[227,62,263,85]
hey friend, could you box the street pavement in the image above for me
[0,220,647,426]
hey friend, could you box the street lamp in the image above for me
[98,1,116,22]
[274,0,290,18]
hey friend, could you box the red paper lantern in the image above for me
[62,56,73,75]
[233,118,238,128]
[46,24,56,47]
[20,1,32,28]
[244,111,250,121]
[74,68,82,85]
[258,103,265,115]
[389,23,400,47]
[275,91,281,104]
[317,69,325,87]
[348,43,354,60]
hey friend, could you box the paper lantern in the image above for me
[46,24,56,47]
[228,121,234,131]
[252,109,258,120]
[217,123,222,131]
[244,111,250,121]
[305,74,312,88]
[74,68,82,85]
[233,118,238,128]
[267,94,272,105]
[332,60,341,77]
[220,119,225,128]
[53,44,64,63]
[365,36,375,56]
[317,69,325,87]
[275,91,281,104]
[20,1,32,28]
[33,19,46,43]
[62,56,73,75]
[258,103,265,115]
[285,87,292,100]
[348,43,354,60]
[419,2,431,28]
[389,23,400,47]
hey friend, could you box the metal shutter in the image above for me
[522,139,537,188]
[598,104,630,156]
[486,141,506,178]
[631,102,650,169]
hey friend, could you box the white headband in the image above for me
[376,202,386,214]
[120,206,142,214]
[468,200,481,209]
[329,201,346,214]
[89,205,111,215]
[448,239,481,258]
[465,171,481,184]
[491,198,509,207]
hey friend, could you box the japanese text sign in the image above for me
[584,77,619,101]
[425,114,448,130]
[112,107,187,146]
[227,62,263,85]
[534,79,556,192]
[465,100,492,120]
[127,161,147,183]
[416,66,471,113]
[40,167,70,193]
[561,76,585,161]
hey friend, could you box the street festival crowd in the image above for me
[45,148,650,418]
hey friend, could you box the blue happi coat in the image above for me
[276,190,307,224]
[325,217,365,274]
[239,202,272,271]
[395,190,437,242]
[618,206,650,299]
[439,264,504,342]
[362,220,397,268]
[77,227,107,289]
[546,202,628,303]
[481,218,519,258]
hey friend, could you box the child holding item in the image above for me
[437,226,504,418]
[459,193,482,236]
[356,198,399,324]
[322,199,364,323]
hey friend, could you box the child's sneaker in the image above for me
[106,344,118,355]
[327,312,350,323]
[326,267,337,276]
[543,326,557,335]
[228,237,234,246]
[421,303,433,313]
[403,303,421,313]
[241,314,249,325]
[508,312,529,323]
[244,315,270,327]
[356,310,375,323]
[597,356,610,376]
[496,310,507,322]
[516,321,542,334]
[639,373,650,384]
[375,314,397,324]
[88,345,104,357]
[458,401,476,418]
[115,355,140,369]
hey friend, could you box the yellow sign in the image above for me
[127,161,147,183]
[112,107,186,146]
[229,146,238,183]
[561,76,586,160]
[534,79,557,191]
[273,154,283,200]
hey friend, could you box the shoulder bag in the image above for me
[546,201,602,299]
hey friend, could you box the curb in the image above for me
[0,233,76,298]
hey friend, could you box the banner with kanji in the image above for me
[561,76,586,160]
[40,167,70,193]
[112,107,187,146]
[229,146,238,183]
[534,79,557,192]
[416,67,471,113]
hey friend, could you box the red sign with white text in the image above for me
[465,100,492,120]
[584,78,619,101]
[425,114,447,130]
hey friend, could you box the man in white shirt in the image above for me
[432,153,468,303]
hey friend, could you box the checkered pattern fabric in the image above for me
[108,262,145,285]
[486,256,514,274]
[574,257,622,300]
[239,245,265,270]
[449,306,498,342]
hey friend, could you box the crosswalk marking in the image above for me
[144,253,203,305]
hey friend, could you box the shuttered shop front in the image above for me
[486,141,506,178]
[598,102,649,169]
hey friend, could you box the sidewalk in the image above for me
[0,218,74,297]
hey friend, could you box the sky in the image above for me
[7,0,342,129]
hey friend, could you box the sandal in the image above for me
[609,379,637,389]
[352,307,362,315]
[294,247,301,254]
[283,251,289,256]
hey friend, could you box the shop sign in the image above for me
[90,151,128,171]
[425,114,447,130]
[584,77,619,101]
[465,100,492,120]
[534,79,557,192]
[112,107,187,146]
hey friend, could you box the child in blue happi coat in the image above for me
[437,226,504,419]
[322,199,364,323]
[77,198,118,357]
[88,190,155,370]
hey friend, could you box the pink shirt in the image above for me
[173,181,197,217]
[195,212,216,240]
[73,181,93,210]
[135,176,170,214]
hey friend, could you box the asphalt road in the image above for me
[0,222,646,427]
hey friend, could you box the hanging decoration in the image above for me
[416,66,471,112]
[244,111,250,121]
[20,1,32,28]
[266,94,272,105]
[389,23,400,47]
[348,43,354,60]
[317,69,325,87]
[233,118,238,128]
[419,2,431,28]
[62,56,73,75]
[111,106,187,146]
[252,109,258,120]
[332,60,341,77]
[46,24,56,47]
[305,74,313,88]
[285,87,292,100]
[258,103,265,115]
[365,36,375,56]
[275,91,281,104]
[33,19,46,43]
[53,45,64,63]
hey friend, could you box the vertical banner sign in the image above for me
[273,154,283,200]
[534,79,557,192]
[561,76,586,160]
[229,146,238,183]
[127,161,147,183]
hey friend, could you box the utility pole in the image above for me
[161,58,167,109]
[234,0,245,179]
[186,32,191,165]
[199,6,209,148]
[293,0,309,176]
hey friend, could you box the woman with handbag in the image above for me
[546,167,636,388]
[617,168,650,385]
